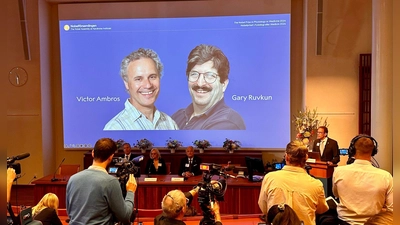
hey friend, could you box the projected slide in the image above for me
[59,13,290,149]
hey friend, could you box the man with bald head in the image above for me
[178,146,202,178]
[333,135,393,225]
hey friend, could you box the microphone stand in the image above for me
[51,158,66,182]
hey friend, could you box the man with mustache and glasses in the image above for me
[172,44,245,130]
[104,48,178,130]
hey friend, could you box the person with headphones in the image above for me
[332,135,393,225]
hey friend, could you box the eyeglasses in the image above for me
[188,71,218,84]
[165,194,189,207]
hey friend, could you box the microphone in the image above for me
[51,158,65,182]
[7,153,30,164]
[130,155,144,164]
[28,175,37,184]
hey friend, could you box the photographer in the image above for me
[155,187,222,225]
[66,138,137,225]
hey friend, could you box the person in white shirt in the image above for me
[258,140,329,225]
[333,135,393,225]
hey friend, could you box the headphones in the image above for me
[348,134,378,157]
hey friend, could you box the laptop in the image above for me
[307,151,322,162]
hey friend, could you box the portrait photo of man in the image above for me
[172,44,246,130]
[104,48,178,130]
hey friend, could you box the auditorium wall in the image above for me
[3,0,397,184]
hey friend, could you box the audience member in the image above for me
[258,140,328,225]
[333,135,393,225]
[267,203,303,225]
[32,193,62,225]
[66,138,137,225]
[7,167,16,203]
[145,148,167,175]
[178,146,202,177]
[364,210,393,225]
[155,187,222,225]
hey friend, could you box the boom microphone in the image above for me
[51,158,65,182]
[7,153,31,164]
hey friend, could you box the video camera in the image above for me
[108,157,142,182]
[195,163,228,225]
[108,156,143,225]
[7,153,30,175]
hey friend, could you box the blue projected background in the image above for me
[59,14,291,149]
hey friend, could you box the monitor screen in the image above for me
[245,156,265,182]
[339,148,349,155]
[108,167,118,174]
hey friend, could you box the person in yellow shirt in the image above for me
[258,140,329,225]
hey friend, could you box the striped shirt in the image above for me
[103,99,178,130]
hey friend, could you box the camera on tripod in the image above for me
[108,157,142,225]
[195,163,228,225]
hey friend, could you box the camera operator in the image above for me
[155,186,223,225]
[66,138,137,225]
[7,168,16,203]
[155,188,223,225]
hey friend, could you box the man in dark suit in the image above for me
[123,143,137,161]
[178,146,202,177]
[312,126,340,165]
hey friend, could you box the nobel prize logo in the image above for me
[64,25,70,31]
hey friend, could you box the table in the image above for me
[32,174,263,214]
[83,149,262,174]
[135,174,262,214]
[31,174,69,209]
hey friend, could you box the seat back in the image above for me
[137,208,163,217]
[59,164,80,175]
[165,162,171,175]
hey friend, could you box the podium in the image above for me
[307,161,337,178]
[307,161,337,197]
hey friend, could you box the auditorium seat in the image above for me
[137,208,163,217]
[59,164,80,175]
